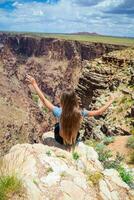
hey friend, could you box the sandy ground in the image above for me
[107,136,134,167]
[107,136,131,156]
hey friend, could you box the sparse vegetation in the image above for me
[56,154,66,159]
[127,136,134,149]
[46,150,52,156]
[117,166,134,186]
[95,143,113,162]
[33,179,38,185]
[95,142,125,169]
[130,129,134,135]
[46,167,53,173]
[103,152,124,169]
[102,136,115,145]
[92,141,134,186]
[87,171,103,186]
[43,107,48,113]
[117,107,123,113]
[31,93,39,104]
[128,151,134,164]
[0,175,24,200]
[85,139,99,148]
[60,171,68,178]
[72,152,80,160]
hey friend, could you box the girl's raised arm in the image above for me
[26,75,54,111]
[88,95,115,117]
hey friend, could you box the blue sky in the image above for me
[0,0,133,37]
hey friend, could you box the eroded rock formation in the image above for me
[76,48,134,139]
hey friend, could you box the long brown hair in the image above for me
[60,90,81,145]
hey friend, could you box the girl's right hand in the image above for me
[25,75,37,86]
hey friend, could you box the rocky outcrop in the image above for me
[1,135,133,200]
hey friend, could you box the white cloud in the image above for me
[12,1,23,7]
[96,0,124,9]
[72,0,104,7]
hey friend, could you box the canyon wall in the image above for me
[1,33,124,59]
[0,33,127,155]
[76,49,134,139]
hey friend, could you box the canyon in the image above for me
[0,33,133,156]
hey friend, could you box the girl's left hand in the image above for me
[25,75,37,86]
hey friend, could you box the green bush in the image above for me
[102,136,115,145]
[72,152,80,160]
[0,175,23,200]
[117,166,134,185]
[95,143,105,152]
[126,136,134,149]
[87,172,103,185]
[95,143,113,162]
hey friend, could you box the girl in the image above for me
[26,75,115,147]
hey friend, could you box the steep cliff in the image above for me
[0,33,126,156]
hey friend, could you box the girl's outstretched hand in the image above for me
[25,75,37,86]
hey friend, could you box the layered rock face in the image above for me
[1,136,134,200]
[0,33,125,156]
[76,48,134,139]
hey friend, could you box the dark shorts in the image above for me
[54,123,80,145]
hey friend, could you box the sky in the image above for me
[0,0,133,37]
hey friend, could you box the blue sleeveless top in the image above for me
[52,106,89,118]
